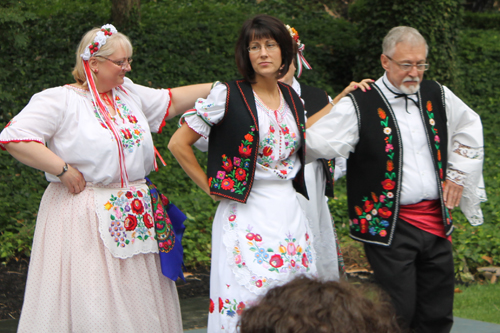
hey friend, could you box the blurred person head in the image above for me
[239,275,401,333]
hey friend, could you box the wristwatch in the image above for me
[56,163,69,177]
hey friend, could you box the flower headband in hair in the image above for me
[81,24,118,60]
[285,24,312,78]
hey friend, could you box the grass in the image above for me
[454,282,500,324]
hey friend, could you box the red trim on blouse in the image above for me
[158,88,172,134]
[0,139,44,151]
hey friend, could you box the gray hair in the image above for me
[382,26,428,57]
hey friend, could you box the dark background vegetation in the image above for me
[0,0,499,285]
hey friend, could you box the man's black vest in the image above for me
[207,80,308,203]
[300,83,336,198]
[347,80,453,246]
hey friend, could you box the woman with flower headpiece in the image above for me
[0,24,211,332]
[169,14,318,332]
[279,24,373,280]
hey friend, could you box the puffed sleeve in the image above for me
[121,77,171,133]
[179,82,227,138]
[444,86,487,226]
[305,97,359,163]
[0,87,66,150]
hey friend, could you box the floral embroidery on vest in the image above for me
[209,126,255,194]
[105,186,154,247]
[425,101,444,180]
[350,108,395,237]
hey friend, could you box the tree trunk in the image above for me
[111,0,140,28]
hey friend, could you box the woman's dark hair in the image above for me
[235,14,294,83]
[239,276,401,333]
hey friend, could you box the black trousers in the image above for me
[364,218,454,333]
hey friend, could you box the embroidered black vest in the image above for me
[300,83,336,198]
[207,80,308,203]
[347,80,452,246]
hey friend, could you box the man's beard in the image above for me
[399,76,420,94]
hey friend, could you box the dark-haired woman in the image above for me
[168,14,316,331]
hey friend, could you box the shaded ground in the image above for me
[0,243,371,320]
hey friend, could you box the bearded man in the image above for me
[306,26,486,332]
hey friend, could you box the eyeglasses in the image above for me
[96,56,133,68]
[247,42,279,53]
[385,55,429,72]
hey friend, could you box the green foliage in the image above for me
[463,11,500,30]
[0,0,499,275]
[349,0,463,88]
[454,282,500,324]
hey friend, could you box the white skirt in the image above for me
[207,179,317,332]
[18,182,183,333]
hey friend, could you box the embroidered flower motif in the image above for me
[429,118,435,126]
[246,233,255,240]
[381,179,396,190]
[221,154,233,173]
[270,254,284,268]
[387,160,394,172]
[221,178,235,190]
[104,201,113,210]
[239,144,252,158]
[236,302,246,315]
[124,214,138,231]
[379,230,387,237]
[378,207,392,219]
[244,133,254,142]
[209,299,215,313]
[143,212,153,229]
[378,108,387,119]
[219,297,224,313]
[383,127,392,135]
[263,146,273,156]
[301,253,309,268]
[235,168,247,181]
[131,198,144,215]
[426,101,433,112]
[210,127,254,195]
[387,192,394,198]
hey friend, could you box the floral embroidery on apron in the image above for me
[94,183,159,258]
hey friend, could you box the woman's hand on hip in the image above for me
[60,165,86,194]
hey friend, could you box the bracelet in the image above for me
[56,163,69,177]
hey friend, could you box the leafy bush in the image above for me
[463,11,500,30]
[349,0,463,89]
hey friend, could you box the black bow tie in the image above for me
[383,80,419,113]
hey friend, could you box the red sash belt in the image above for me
[399,200,452,242]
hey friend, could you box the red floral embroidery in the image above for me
[263,146,273,156]
[143,212,153,229]
[363,200,374,213]
[131,198,144,215]
[209,299,215,313]
[239,144,252,158]
[270,254,284,268]
[124,214,138,231]
[235,168,246,181]
[378,207,392,219]
[221,178,235,190]
[301,253,309,268]
[381,179,395,190]
[236,302,246,315]
[244,133,254,142]
[221,154,233,172]
[219,297,224,313]
[125,191,133,199]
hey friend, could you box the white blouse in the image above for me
[0,77,171,184]
[184,83,302,181]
